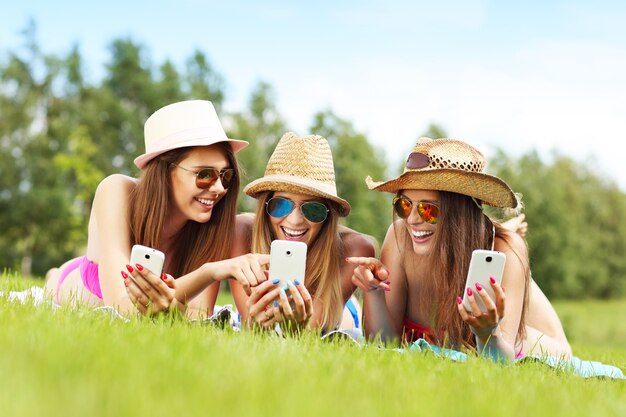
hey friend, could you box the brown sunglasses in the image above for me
[172,164,236,189]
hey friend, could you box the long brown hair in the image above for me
[396,191,530,349]
[251,192,344,331]
[129,142,240,277]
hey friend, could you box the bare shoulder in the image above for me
[339,226,376,258]
[231,213,255,256]
[495,229,529,267]
[380,221,406,273]
[235,212,255,238]
[381,221,402,255]
[496,229,527,254]
[95,174,138,198]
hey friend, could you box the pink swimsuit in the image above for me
[55,256,102,304]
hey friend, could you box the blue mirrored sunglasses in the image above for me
[266,197,329,223]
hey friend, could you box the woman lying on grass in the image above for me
[349,137,572,360]
[45,100,268,318]
[236,132,375,334]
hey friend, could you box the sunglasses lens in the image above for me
[195,168,219,189]
[417,202,439,224]
[220,169,235,188]
[266,197,295,218]
[393,197,412,219]
[301,202,328,223]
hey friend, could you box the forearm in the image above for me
[362,291,400,344]
[475,330,516,362]
[110,294,136,316]
[173,263,217,304]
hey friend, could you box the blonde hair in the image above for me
[251,192,344,331]
[129,143,240,278]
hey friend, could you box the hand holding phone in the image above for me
[130,244,165,277]
[462,249,506,313]
[268,240,307,285]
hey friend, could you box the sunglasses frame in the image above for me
[265,196,330,224]
[392,196,440,224]
[172,163,236,189]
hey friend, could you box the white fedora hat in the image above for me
[134,100,248,169]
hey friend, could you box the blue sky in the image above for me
[3,1,626,189]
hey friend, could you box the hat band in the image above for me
[145,126,229,153]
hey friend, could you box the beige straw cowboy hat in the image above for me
[134,100,248,169]
[366,137,519,208]
[244,132,351,216]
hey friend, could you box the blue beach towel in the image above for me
[402,338,625,379]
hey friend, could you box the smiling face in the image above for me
[398,189,440,256]
[169,145,230,226]
[267,191,327,246]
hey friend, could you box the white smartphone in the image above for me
[268,240,307,285]
[462,249,506,313]
[130,244,165,277]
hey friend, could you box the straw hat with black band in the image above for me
[366,137,520,209]
[244,132,351,217]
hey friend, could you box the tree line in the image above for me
[1,25,625,299]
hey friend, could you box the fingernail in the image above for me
[282,285,289,291]
[294,279,301,286]
[287,281,294,287]
[271,279,280,284]
[385,281,391,285]
[490,276,496,284]
[121,271,128,279]
[475,282,483,291]
[386,269,391,275]
[161,273,167,281]
[467,287,473,296]
[502,286,506,292]
[124,281,129,287]
[280,288,286,296]
[273,301,278,308]
[457,296,462,304]
[126,264,134,273]
[384,288,391,292]
[135,264,143,271]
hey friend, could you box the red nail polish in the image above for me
[121,271,128,279]
[457,296,462,304]
[384,288,391,292]
[386,281,391,285]
[161,273,167,281]
[502,286,506,292]
[135,264,143,271]
[126,264,134,273]
[124,281,128,287]
[490,276,496,284]
[467,287,473,296]
[475,282,483,291]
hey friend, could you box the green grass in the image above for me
[1,272,625,417]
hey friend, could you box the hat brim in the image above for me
[366,169,518,208]
[134,137,248,169]
[244,175,351,217]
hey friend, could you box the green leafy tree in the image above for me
[489,150,626,298]
[0,23,81,276]
[228,81,287,212]
[309,110,390,246]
